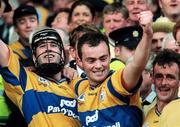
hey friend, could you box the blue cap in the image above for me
[13,4,38,26]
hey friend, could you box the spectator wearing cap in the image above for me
[102,2,129,58]
[151,17,175,54]
[9,4,39,67]
[109,25,143,71]
[158,0,180,22]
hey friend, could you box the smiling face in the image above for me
[159,0,180,22]
[103,12,127,36]
[15,15,38,40]
[153,63,180,103]
[78,41,110,85]
[123,0,149,22]
[35,40,62,65]
[70,5,93,30]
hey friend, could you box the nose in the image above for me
[133,2,139,9]
[44,43,52,51]
[51,20,56,27]
[109,22,115,29]
[161,77,168,86]
[95,60,103,69]
[26,20,32,27]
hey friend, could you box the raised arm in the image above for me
[0,39,10,67]
[122,10,153,91]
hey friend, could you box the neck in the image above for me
[19,37,30,47]
[53,72,63,81]
[156,100,169,113]
[166,13,180,22]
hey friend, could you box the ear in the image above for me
[14,26,18,33]
[69,46,76,59]
[76,56,83,70]
[114,46,121,56]
[32,54,37,66]
[158,0,162,9]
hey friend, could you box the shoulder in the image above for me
[9,41,23,49]
[159,99,180,127]
[162,99,180,113]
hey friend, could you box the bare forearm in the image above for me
[0,39,10,66]
[133,32,152,70]
[123,11,153,91]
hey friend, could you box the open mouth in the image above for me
[158,87,170,93]
[44,54,55,58]
[170,3,178,7]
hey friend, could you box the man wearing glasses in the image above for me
[173,20,180,54]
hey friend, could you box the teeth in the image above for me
[159,87,170,92]
[45,54,54,58]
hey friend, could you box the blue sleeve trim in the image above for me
[107,78,130,104]
[0,63,27,92]
[19,63,27,91]
[129,76,142,93]
[75,78,88,96]
[0,67,19,86]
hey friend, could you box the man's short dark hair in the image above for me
[153,49,180,78]
[77,32,110,60]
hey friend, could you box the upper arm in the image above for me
[122,62,143,91]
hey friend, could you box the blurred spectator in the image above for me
[148,0,161,21]
[140,59,156,117]
[0,0,13,44]
[162,33,180,53]
[26,0,49,26]
[55,28,71,64]
[51,8,70,32]
[103,3,129,58]
[68,0,95,31]
[9,4,39,67]
[158,0,180,22]
[152,17,175,54]
[173,20,180,47]
[52,0,75,12]
[103,3,128,37]
[123,0,150,25]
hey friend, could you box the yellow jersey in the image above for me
[0,48,80,127]
[71,70,143,127]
